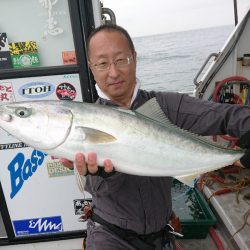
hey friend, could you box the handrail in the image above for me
[193,53,218,86]
[102,7,116,24]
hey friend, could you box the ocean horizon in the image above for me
[132,25,234,93]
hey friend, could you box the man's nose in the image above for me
[108,63,120,77]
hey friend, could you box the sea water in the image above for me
[133,25,234,93]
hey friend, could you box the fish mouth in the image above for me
[0,112,12,122]
[0,102,74,151]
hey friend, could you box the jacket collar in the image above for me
[95,81,140,106]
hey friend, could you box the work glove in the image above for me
[236,131,250,168]
[88,166,116,178]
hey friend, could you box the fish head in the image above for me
[0,101,73,150]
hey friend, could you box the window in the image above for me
[0,0,76,68]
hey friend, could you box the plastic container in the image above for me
[172,181,217,239]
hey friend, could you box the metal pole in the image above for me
[233,0,238,26]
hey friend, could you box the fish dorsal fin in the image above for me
[135,98,244,153]
[135,97,171,125]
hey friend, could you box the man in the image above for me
[61,24,250,250]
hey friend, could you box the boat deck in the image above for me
[178,230,227,250]
[201,168,250,250]
[171,168,250,249]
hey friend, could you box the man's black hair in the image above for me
[86,24,135,54]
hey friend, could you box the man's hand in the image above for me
[233,159,246,168]
[235,131,250,168]
[236,131,250,149]
[237,149,250,169]
[60,152,114,176]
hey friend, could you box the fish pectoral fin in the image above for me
[175,173,200,187]
[76,126,117,144]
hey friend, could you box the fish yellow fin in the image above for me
[76,126,117,144]
[175,173,200,187]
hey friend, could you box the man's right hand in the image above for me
[60,152,114,176]
[235,132,250,169]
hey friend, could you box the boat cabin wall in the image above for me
[194,9,250,101]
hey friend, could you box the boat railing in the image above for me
[193,53,219,87]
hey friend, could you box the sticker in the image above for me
[18,81,55,99]
[13,216,63,236]
[40,0,64,39]
[73,199,91,215]
[62,51,77,65]
[0,33,10,52]
[56,82,76,100]
[8,150,46,199]
[0,82,15,102]
[46,160,74,177]
[0,33,12,69]
[9,41,40,68]
[9,41,38,55]
[63,74,78,79]
[0,142,29,150]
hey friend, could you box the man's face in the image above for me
[88,30,137,102]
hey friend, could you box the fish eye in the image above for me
[15,107,32,118]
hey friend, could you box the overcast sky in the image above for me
[103,0,250,37]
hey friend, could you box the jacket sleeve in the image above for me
[156,92,250,137]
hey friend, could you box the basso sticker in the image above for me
[56,82,76,100]
[8,150,46,199]
[18,81,55,99]
[13,216,63,236]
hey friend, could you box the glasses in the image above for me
[89,55,133,71]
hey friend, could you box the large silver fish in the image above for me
[0,98,244,186]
